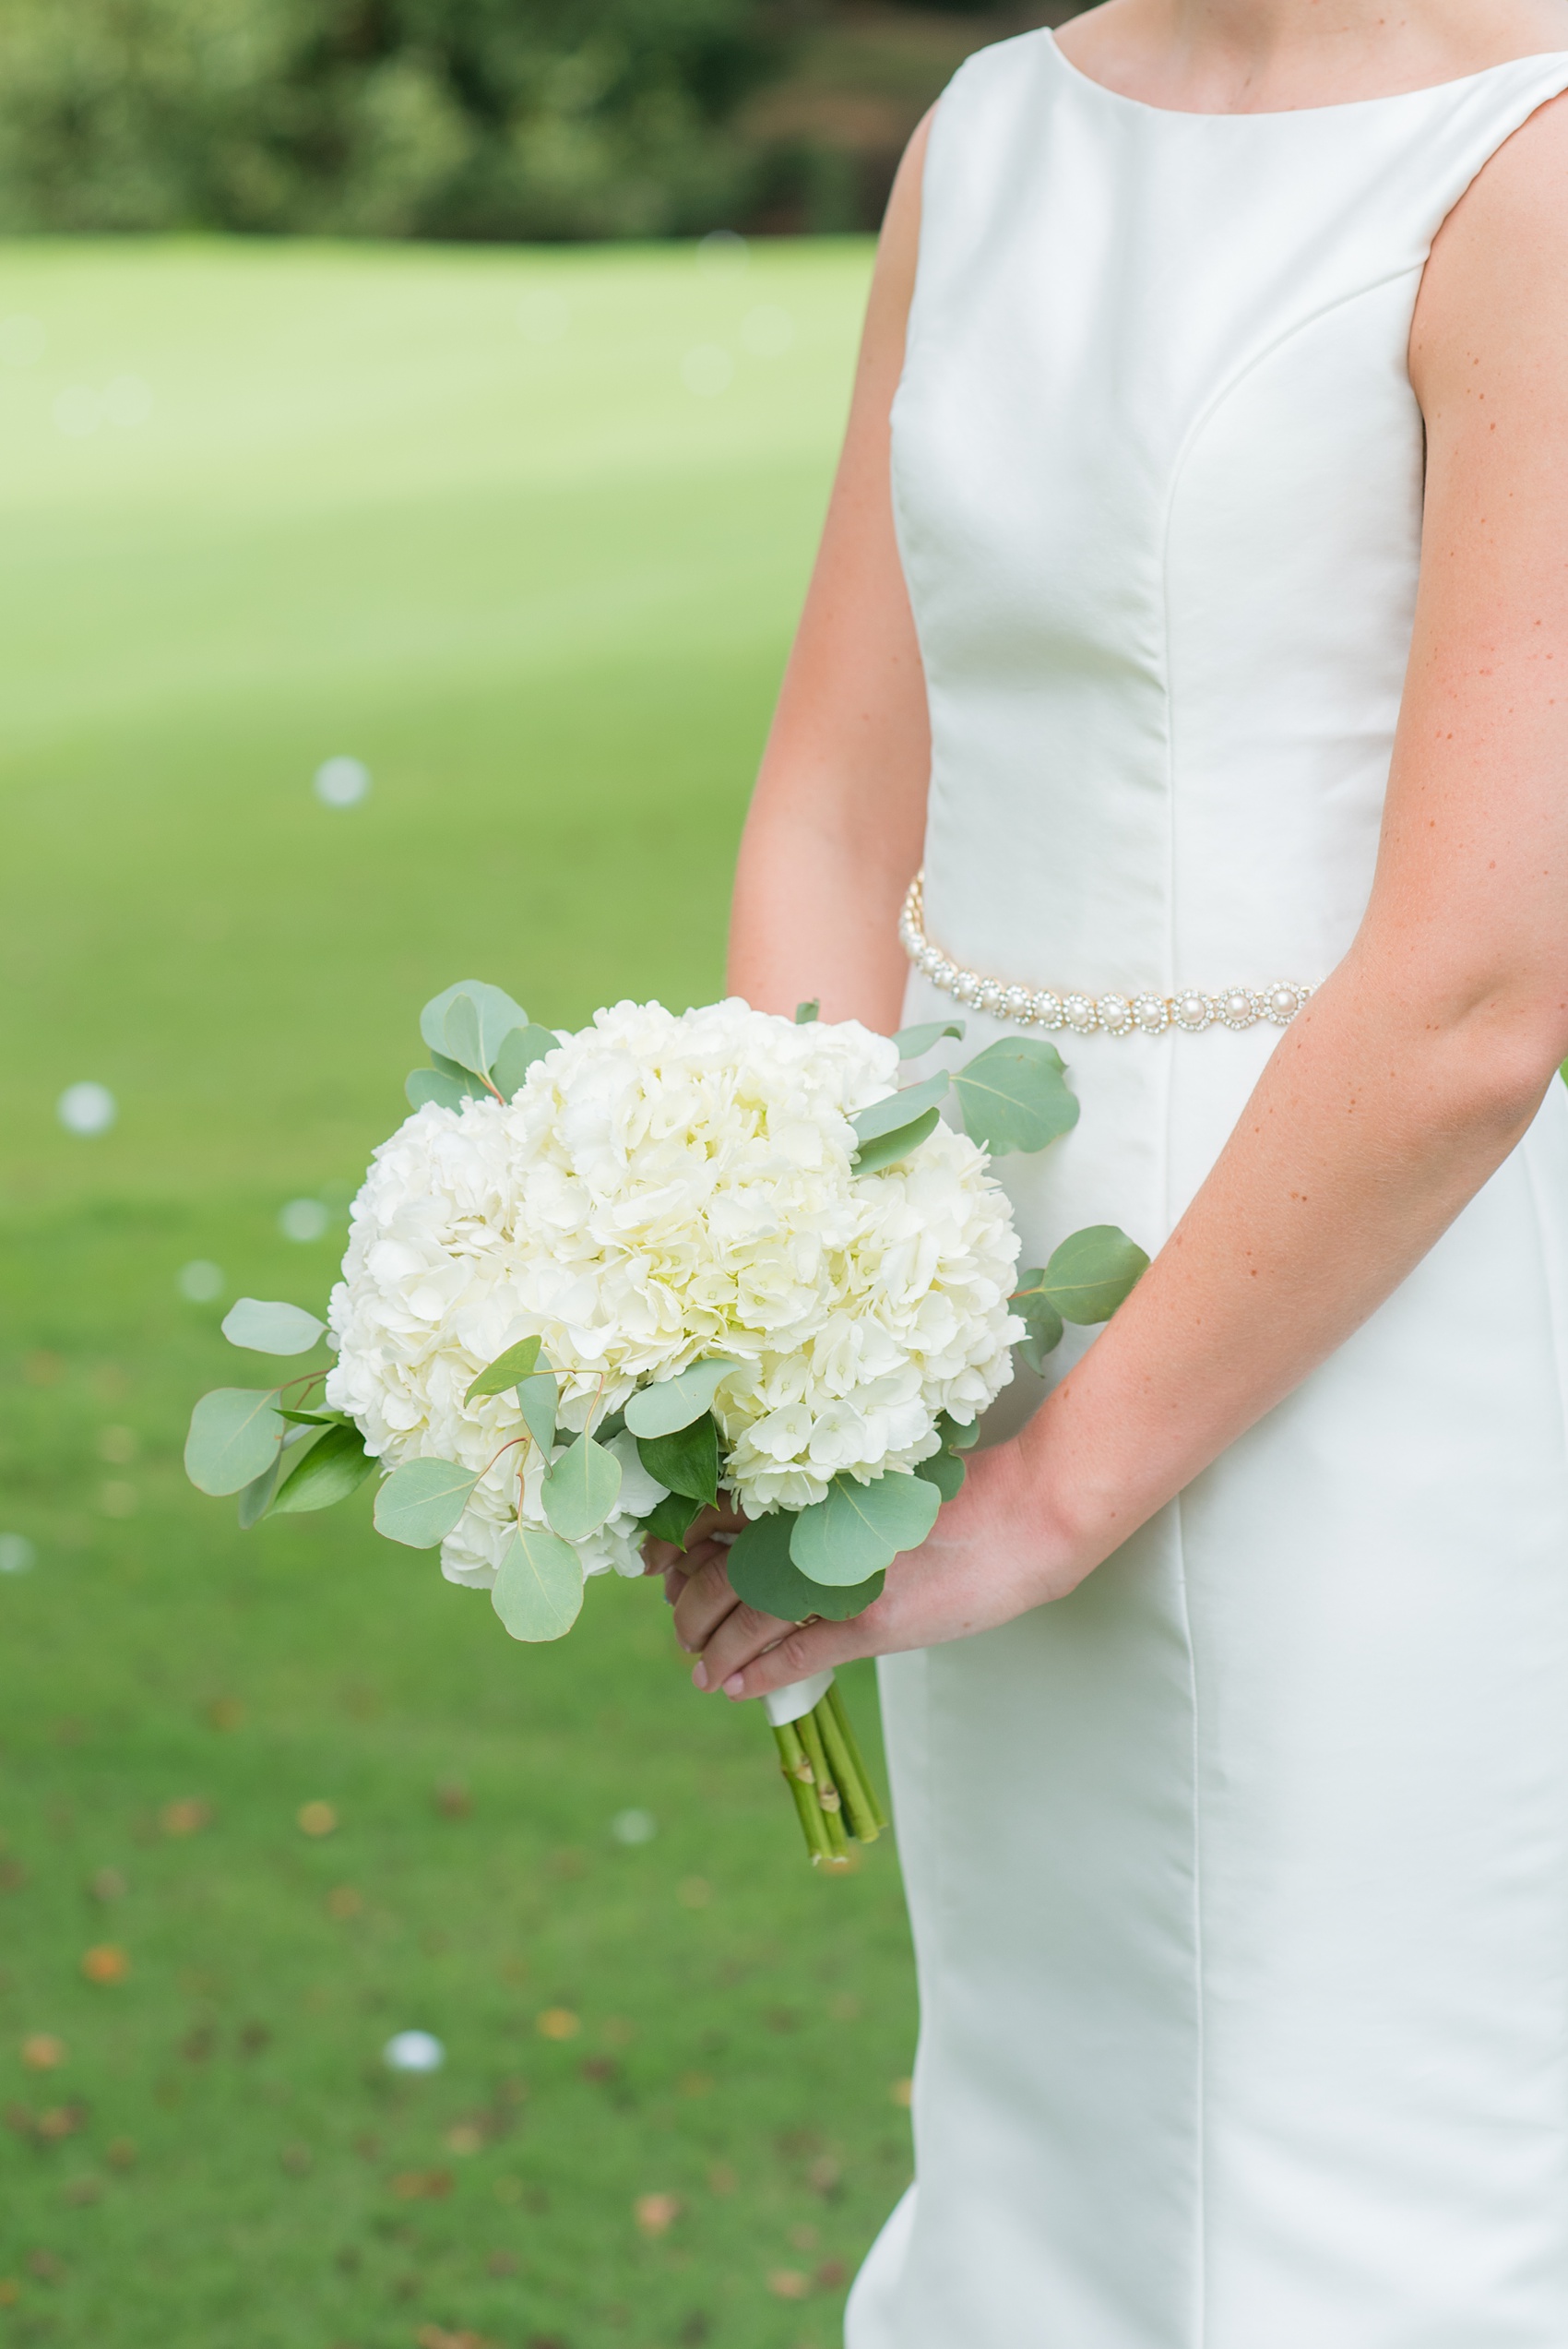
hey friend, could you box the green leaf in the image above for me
[595,1406,626,1442]
[428,1051,491,1099]
[419,980,529,1069]
[794,999,820,1024]
[728,1510,885,1622]
[492,1524,584,1643]
[893,1019,966,1058]
[220,1298,326,1355]
[540,1432,622,1542]
[624,1357,742,1439]
[373,1456,481,1549]
[850,1072,949,1150]
[277,1406,351,1427]
[850,1107,941,1177]
[442,992,489,1079]
[236,1445,291,1529]
[491,1025,559,1097]
[636,1413,719,1508]
[952,1037,1080,1157]
[270,1423,376,1515]
[789,1471,942,1587]
[638,1490,702,1550]
[517,1370,559,1453]
[913,1448,966,1502]
[464,1336,543,1405]
[1011,1276,1065,1375]
[184,1388,284,1497]
[406,1067,469,1114]
[936,1410,980,1452]
[1030,1223,1151,1324]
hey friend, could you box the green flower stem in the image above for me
[773,1722,832,1866]
[795,1709,851,1864]
[826,1683,889,1833]
[814,1692,881,1845]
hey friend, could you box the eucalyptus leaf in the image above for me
[729,1510,885,1622]
[952,1037,1080,1157]
[639,1490,702,1550]
[373,1456,481,1549]
[789,1471,942,1587]
[465,1336,543,1405]
[419,980,529,1068]
[271,1422,377,1515]
[850,1108,941,1177]
[540,1433,623,1542]
[427,1050,490,1100]
[236,1445,290,1529]
[636,1413,719,1508]
[184,1388,285,1497]
[794,999,820,1024]
[277,1406,351,1428]
[491,1024,559,1097]
[624,1357,742,1439]
[517,1370,559,1454]
[492,1524,584,1643]
[442,991,488,1079]
[850,1072,950,1149]
[894,1019,966,1059]
[406,1067,469,1114]
[220,1298,326,1355]
[1011,1278,1065,1375]
[936,1410,980,1453]
[1032,1224,1151,1324]
[913,1448,967,1502]
[595,1407,626,1443]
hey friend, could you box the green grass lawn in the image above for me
[0,233,917,2349]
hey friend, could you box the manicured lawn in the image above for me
[0,233,916,2349]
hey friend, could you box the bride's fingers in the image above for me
[712,1609,883,1699]
[669,1548,748,1652]
[689,1595,799,1688]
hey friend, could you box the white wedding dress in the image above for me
[849,34,1568,2347]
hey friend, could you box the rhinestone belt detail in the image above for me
[898,872,1314,1037]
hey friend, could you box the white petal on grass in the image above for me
[0,314,44,367]
[279,1198,330,1243]
[517,290,569,344]
[0,1534,37,1575]
[102,375,153,428]
[58,1082,116,1136]
[384,2029,445,2073]
[681,344,733,399]
[696,227,749,269]
[612,1807,657,1846]
[314,756,371,808]
[53,387,101,439]
[177,1260,224,1303]
[741,304,794,358]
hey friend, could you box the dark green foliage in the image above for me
[0,0,785,237]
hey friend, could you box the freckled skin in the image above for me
[671,0,1568,1703]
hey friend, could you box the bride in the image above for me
[648,0,1568,2335]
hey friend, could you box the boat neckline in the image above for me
[1044,28,1568,120]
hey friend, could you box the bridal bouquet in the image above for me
[184,981,1146,1866]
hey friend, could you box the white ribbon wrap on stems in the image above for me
[763,1668,836,1729]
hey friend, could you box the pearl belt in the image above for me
[898,871,1315,1037]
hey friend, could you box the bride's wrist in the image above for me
[971,1433,1097,1606]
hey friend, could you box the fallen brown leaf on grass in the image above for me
[766,2268,811,2300]
[160,1799,210,1838]
[327,1886,363,1919]
[392,2170,454,2200]
[535,2008,579,2042]
[635,2192,681,2237]
[416,2327,493,2349]
[81,1945,129,1985]
[36,2106,87,2141]
[20,2037,65,2071]
[297,1801,338,1837]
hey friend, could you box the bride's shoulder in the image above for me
[1412,82,1568,420]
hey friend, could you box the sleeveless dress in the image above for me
[849,35,1568,2348]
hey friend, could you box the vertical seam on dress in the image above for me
[1159,403,1206,2349]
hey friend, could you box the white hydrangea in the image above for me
[325,998,1021,1589]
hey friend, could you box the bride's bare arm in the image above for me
[725,119,932,1032]
[683,94,1568,1699]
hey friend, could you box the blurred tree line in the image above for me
[0,0,1065,239]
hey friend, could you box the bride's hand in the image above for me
[650,1443,1081,1702]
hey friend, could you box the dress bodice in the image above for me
[893,37,1568,1003]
